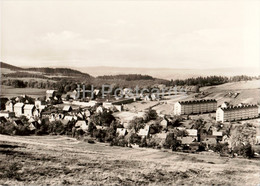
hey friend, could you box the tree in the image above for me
[163,133,180,150]
[87,122,96,133]
[128,117,145,133]
[144,108,158,122]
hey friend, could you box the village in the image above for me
[0,84,259,158]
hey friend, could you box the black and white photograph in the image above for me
[0,0,260,185]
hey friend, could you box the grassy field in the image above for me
[0,85,47,98]
[200,80,260,105]
[0,135,259,185]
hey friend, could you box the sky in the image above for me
[1,0,260,69]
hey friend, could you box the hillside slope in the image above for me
[0,62,92,78]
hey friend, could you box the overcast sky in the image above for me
[1,0,259,69]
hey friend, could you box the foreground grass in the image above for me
[0,135,259,185]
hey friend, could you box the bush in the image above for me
[110,136,128,147]
[14,125,31,136]
[127,133,141,144]
[146,138,160,148]
[209,142,229,154]
[233,143,254,158]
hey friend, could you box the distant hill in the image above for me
[0,61,23,71]
[97,74,155,81]
[0,61,91,78]
[76,66,260,80]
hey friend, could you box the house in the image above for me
[64,115,77,121]
[154,132,167,140]
[28,121,39,131]
[13,120,23,126]
[5,101,14,112]
[24,104,36,117]
[202,136,217,146]
[114,105,123,112]
[84,110,91,117]
[46,90,56,98]
[116,128,127,136]
[0,111,15,118]
[35,100,46,109]
[204,123,212,133]
[96,106,103,113]
[186,129,198,137]
[14,103,24,116]
[63,105,72,112]
[216,104,258,122]
[212,131,223,137]
[174,99,217,115]
[255,127,260,145]
[96,125,108,130]
[33,109,40,117]
[177,136,197,144]
[160,119,168,129]
[75,120,88,131]
[138,125,150,138]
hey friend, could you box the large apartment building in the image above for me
[216,105,259,122]
[174,99,217,115]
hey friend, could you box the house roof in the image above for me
[202,137,217,144]
[177,137,197,144]
[46,90,55,94]
[63,105,72,111]
[178,99,217,105]
[14,103,24,107]
[75,120,87,127]
[61,119,70,125]
[5,100,13,105]
[64,115,75,121]
[220,104,258,111]
[212,131,223,136]
[28,118,35,123]
[13,120,23,125]
[155,132,167,139]
[24,104,35,110]
[186,129,198,136]
[0,116,7,122]
[204,123,212,131]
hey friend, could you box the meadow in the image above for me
[0,134,259,185]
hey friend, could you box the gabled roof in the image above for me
[13,120,23,126]
[24,104,35,110]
